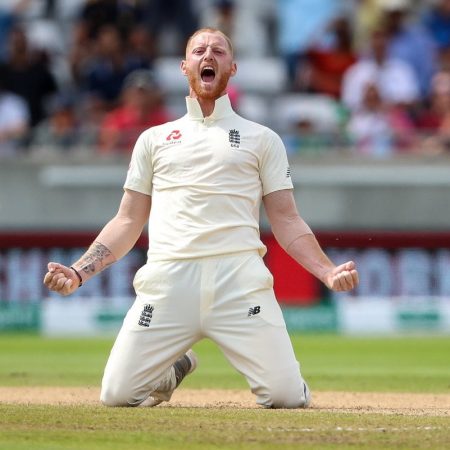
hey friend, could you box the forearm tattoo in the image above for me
[78,241,114,276]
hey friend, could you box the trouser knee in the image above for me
[269,388,309,409]
[100,386,130,407]
[257,377,311,409]
[100,382,144,407]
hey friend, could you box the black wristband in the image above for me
[70,266,83,287]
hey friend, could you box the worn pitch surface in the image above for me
[1,387,448,416]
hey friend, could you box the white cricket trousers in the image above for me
[100,251,309,408]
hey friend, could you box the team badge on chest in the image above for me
[228,129,240,148]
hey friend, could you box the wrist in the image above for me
[319,266,335,285]
[70,266,83,287]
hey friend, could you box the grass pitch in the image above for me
[0,333,449,449]
[0,334,448,392]
[1,404,449,450]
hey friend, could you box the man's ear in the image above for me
[230,62,237,78]
[180,60,187,76]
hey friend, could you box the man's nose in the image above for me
[203,47,214,60]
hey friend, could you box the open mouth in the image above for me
[201,66,215,83]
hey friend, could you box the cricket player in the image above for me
[44,28,359,409]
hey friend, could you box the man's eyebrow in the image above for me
[192,43,226,51]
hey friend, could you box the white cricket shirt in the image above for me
[124,94,293,261]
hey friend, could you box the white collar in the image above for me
[185,94,234,120]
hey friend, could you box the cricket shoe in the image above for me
[141,349,198,407]
[301,380,311,408]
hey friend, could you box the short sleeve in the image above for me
[123,130,153,195]
[260,130,294,196]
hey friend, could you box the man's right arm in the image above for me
[43,189,151,296]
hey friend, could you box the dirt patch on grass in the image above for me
[0,387,448,416]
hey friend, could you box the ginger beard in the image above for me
[185,65,232,100]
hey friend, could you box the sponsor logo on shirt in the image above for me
[248,306,261,317]
[229,129,240,148]
[164,130,182,145]
[286,166,291,178]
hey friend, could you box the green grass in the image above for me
[0,334,449,449]
[1,404,448,450]
[296,334,450,393]
[0,334,448,393]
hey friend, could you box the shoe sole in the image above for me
[142,350,198,407]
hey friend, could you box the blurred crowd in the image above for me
[0,0,449,160]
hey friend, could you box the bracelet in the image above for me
[70,266,83,287]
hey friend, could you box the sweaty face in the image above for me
[182,32,236,100]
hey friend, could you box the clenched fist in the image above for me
[323,261,359,292]
[43,262,81,296]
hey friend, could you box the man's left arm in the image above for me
[263,189,359,292]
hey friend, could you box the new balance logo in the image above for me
[138,304,154,327]
[286,166,291,178]
[248,306,261,317]
[229,129,240,148]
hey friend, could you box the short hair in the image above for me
[185,28,234,56]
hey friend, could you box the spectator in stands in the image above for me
[144,0,199,56]
[20,1,83,91]
[303,16,357,99]
[276,95,344,155]
[77,93,106,150]
[98,69,171,154]
[421,0,450,51]
[78,24,151,109]
[0,0,32,61]
[76,0,118,39]
[69,13,96,87]
[276,0,350,90]
[416,71,450,154]
[346,81,416,157]
[205,0,235,45]
[353,0,383,52]
[0,66,29,158]
[379,0,437,99]
[31,93,90,154]
[283,117,338,155]
[201,0,275,57]
[127,25,156,69]
[77,0,145,41]
[341,28,419,112]
[2,26,57,128]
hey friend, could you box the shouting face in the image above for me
[181,30,237,100]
